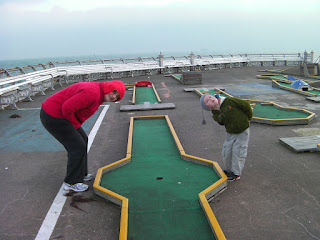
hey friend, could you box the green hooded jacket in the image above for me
[211,97,253,134]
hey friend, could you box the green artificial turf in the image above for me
[101,118,219,240]
[135,86,159,104]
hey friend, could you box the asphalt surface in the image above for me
[1,66,320,240]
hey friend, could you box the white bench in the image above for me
[0,68,64,109]
[57,62,162,80]
[0,61,162,109]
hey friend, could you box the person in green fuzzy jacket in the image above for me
[200,93,253,181]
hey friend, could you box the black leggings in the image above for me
[40,108,88,184]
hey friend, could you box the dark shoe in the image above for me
[223,170,231,177]
[227,173,240,182]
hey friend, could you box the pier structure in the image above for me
[1,64,320,240]
[0,52,314,109]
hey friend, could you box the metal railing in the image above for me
[0,52,311,79]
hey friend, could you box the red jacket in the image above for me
[42,81,125,129]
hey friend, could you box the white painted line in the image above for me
[34,185,67,240]
[35,105,110,240]
[17,108,41,110]
[88,105,109,150]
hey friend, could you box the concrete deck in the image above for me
[1,66,320,240]
[279,136,320,153]
[120,102,176,111]
[306,96,320,102]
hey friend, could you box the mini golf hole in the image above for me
[156,177,163,180]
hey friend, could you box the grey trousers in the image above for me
[222,128,250,176]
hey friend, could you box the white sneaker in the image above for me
[63,182,88,192]
[84,174,94,182]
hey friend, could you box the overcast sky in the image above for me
[0,0,319,60]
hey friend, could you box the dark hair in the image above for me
[113,90,120,101]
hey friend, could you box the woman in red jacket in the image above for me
[40,80,126,192]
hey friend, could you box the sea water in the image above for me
[0,51,191,70]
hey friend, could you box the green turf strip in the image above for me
[199,89,227,98]
[252,103,309,119]
[308,90,320,96]
[199,89,309,119]
[101,118,218,240]
[272,75,288,80]
[277,82,291,87]
[173,74,182,79]
[135,86,159,104]
[277,82,320,96]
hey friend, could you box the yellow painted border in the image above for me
[308,80,320,85]
[93,115,227,240]
[93,157,130,240]
[243,98,315,124]
[256,73,285,80]
[194,88,233,98]
[152,83,162,103]
[271,80,317,97]
[170,74,182,81]
[131,84,161,105]
[257,73,320,81]
[132,85,136,104]
[256,74,320,97]
[256,74,305,82]
[194,87,315,125]
[309,75,320,80]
